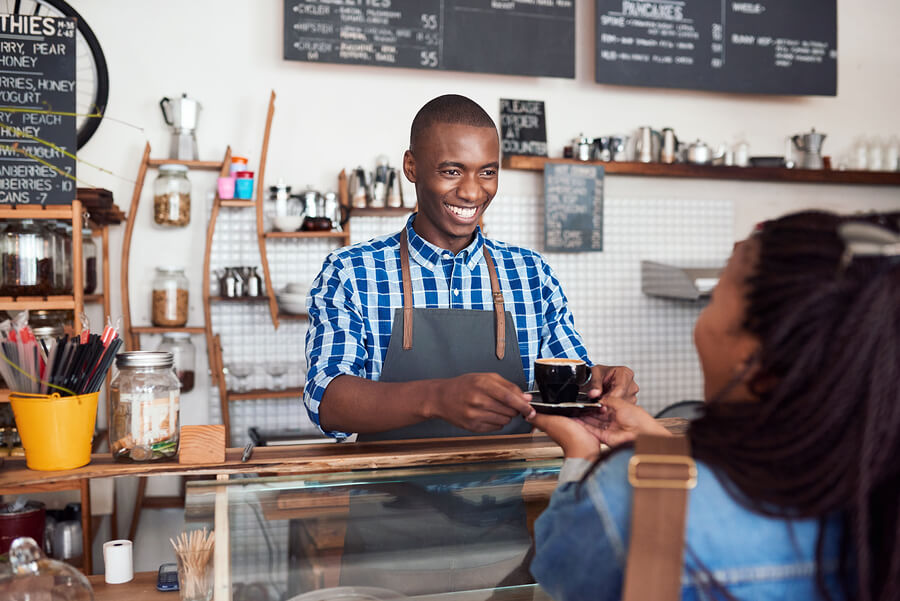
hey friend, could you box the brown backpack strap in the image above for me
[622,434,697,601]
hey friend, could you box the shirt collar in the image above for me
[404,213,486,271]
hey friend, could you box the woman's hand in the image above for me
[527,412,602,460]
[528,395,671,457]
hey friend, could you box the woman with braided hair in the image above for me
[528,210,900,601]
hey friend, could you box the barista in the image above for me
[302,95,638,594]
[304,94,638,440]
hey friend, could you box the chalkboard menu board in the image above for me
[595,0,837,96]
[544,163,604,253]
[500,99,547,157]
[284,0,575,78]
[0,14,76,205]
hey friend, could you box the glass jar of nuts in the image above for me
[154,164,191,226]
[151,267,189,327]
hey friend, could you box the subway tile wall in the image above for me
[206,196,732,445]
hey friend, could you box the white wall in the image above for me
[60,0,900,573]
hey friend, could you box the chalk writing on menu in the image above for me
[0,14,76,205]
[595,0,837,96]
[544,163,604,253]
[283,0,575,78]
[500,99,547,157]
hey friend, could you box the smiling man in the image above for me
[304,94,637,441]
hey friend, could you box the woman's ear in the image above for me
[403,150,416,183]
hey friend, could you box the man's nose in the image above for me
[457,175,483,202]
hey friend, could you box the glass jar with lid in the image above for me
[157,333,196,393]
[82,229,97,294]
[151,267,189,327]
[154,164,192,226]
[0,220,53,297]
[109,351,180,462]
[60,224,73,294]
[0,537,94,601]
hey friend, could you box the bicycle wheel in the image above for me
[3,0,110,149]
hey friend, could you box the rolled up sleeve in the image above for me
[304,253,367,438]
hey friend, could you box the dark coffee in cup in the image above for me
[534,358,592,404]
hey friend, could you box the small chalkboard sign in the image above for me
[500,99,547,158]
[544,163,604,253]
[0,14,76,205]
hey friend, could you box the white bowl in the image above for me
[272,216,303,232]
[278,300,307,315]
[278,291,308,304]
[285,282,309,295]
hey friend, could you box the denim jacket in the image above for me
[532,450,846,601]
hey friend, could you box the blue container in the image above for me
[234,171,254,200]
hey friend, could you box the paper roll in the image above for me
[103,539,134,584]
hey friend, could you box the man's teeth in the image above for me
[446,204,477,218]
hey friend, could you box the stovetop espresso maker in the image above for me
[160,93,201,160]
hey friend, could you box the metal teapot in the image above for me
[791,128,826,169]
[684,139,713,165]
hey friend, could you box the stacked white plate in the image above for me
[278,283,309,314]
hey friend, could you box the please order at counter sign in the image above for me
[0,14,76,205]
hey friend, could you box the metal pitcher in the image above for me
[348,167,371,209]
[661,128,678,164]
[635,127,662,163]
[609,135,630,161]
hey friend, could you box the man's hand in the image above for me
[427,373,534,433]
[585,365,639,404]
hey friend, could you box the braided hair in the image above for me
[690,210,900,601]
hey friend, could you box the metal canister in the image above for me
[575,135,593,161]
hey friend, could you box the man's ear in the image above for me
[403,150,416,183]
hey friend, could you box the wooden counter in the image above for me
[0,419,687,492]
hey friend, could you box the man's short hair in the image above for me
[410,94,497,153]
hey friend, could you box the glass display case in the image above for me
[184,458,564,601]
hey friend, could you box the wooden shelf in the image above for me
[0,296,76,310]
[350,207,413,216]
[501,155,900,186]
[278,312,308,321]
[226,386,304,401]
[220,199,255,208]
[264,231,350,239]
[146,158,223,170]
[131,326,206,335]
[210,296,269,303]
[84,294,103,304]
[0,205,75,220]
[0,389,9,403]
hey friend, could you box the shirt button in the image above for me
[443,254,452,259]
[453,288,459,296]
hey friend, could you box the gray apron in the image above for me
[339,230,533,594]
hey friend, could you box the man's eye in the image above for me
[442,169,461,176]
[481,169,497,177]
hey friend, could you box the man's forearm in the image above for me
[319,374,441,433]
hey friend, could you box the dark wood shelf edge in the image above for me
[350,207,413,216]
[226,386,304,401]
[501,155,900,186]
[278,312,308,320]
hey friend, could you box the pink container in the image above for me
[217,177,235,200]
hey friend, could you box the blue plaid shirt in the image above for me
[304,214,592,437]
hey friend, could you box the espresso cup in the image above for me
[534,358,592,404]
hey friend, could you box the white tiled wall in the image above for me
[205,193,732,444]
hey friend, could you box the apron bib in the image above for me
[340,230,533,594]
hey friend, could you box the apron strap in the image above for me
[482,245,506,361]
[622,434,697,601]
[399,229,506,360]
[400,229,414,350]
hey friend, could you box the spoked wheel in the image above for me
[2,0,109,149]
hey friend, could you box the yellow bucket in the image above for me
[9,392,99,471]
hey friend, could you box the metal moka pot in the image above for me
[791,128,826,170]
[159,93,201,160]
